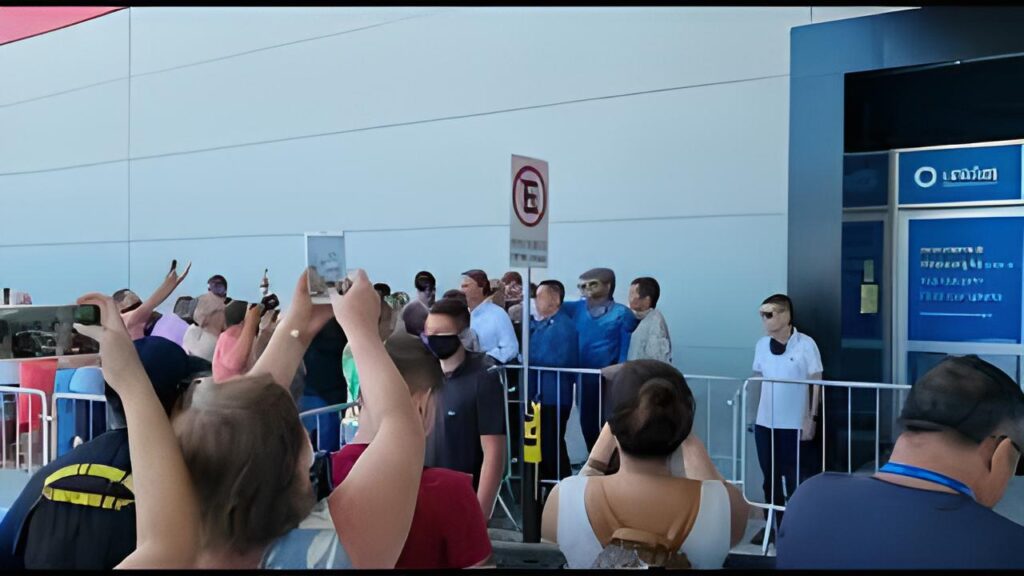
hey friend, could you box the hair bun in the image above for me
[639,378,679,408]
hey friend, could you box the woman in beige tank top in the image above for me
[541,360,749,568]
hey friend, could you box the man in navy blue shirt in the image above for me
[527,280,579,484]
[777,355,1024,569]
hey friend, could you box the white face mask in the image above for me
[634,308,652,320]
[530,299,542,321]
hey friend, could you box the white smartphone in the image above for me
[305,232,346,304]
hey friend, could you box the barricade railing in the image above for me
[50,392,107,461]
[685,375,744,484]
[0,386,49,473]
[299,401,360,452]
[740,376,911,553]
[497,366,743,486]
[501,364,603,487]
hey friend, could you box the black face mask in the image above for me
[421,333,462,360]
[769,327,794,356]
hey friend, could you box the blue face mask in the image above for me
[209,282,227,298]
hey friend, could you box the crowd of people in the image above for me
[0,260,1021,569]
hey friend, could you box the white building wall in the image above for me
[0,6,911,380]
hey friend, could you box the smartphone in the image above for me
[73,304,101,326]
[0,305,100,360]
[305,232,346,304]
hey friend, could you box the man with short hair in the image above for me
[422,298,507,518]
[529,280,579,483]
[626,276,672,363]
[561,267,639,451]
[460,269,519,364]
[777,355,1024,569]
[332,332,493,569]
[751,293,821,542]
[396,271,436,338]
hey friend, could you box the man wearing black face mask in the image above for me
[421,298,507,519]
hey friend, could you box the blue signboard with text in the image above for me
[899,144,1023,205]
[908,217,1024,344]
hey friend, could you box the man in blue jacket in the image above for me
[561,268,638,451]
[528,280,578,483]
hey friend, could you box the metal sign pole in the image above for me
[522,266,542,543]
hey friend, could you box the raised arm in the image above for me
[249,269,333,390]
[73,293,200,569]
[124,260,191,336]
[217,304,261,380]
[680,433,749,547]
[328,270,424,569]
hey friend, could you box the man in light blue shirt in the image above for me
[461,269,519,364]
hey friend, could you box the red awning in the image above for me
[0,6,124,46]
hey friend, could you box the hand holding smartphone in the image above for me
[305,232,346,304]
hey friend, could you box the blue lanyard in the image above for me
[878,462,975,500]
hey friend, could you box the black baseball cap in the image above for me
[899,355,1024,475]
[105,336,192,418]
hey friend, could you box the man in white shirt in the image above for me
[460,269,519,364]
[751,294,822,543]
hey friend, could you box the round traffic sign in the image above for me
[513,166,547,228]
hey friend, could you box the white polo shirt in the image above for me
[752,328,823,430]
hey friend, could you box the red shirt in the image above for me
[331,443,492,569]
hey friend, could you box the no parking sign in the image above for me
[510,154,549,268]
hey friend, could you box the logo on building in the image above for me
[915,165,998,189]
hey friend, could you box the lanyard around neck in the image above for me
[878,462,975,500]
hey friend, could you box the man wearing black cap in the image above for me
[0,336,192,570]
[777,355,1024,569]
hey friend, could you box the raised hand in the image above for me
[329,269,380,335]
[283,268,334,344]
[73,293,149,398]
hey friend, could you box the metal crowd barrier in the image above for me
[501,364,602,486]
[50,392,107,460]
[740,376,911,553]
[299,401,360,452]
[0,386,49,473]
[686,375,744,484]
[497,366,743,486]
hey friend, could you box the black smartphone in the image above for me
[73,304,101,326]
[170,259,178,273]
[261,293,280,311]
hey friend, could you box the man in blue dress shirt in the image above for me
[528,280,578,483]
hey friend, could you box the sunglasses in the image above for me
[577,280,602,291]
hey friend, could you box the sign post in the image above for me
[511,154,549,543]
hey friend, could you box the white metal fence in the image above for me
[740,376,911,553]
[50,392,107,459]
[299,401,360,452]
[0,386,49,473]
[496,366,744,486]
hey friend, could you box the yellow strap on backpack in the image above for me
[41,463,135,511]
